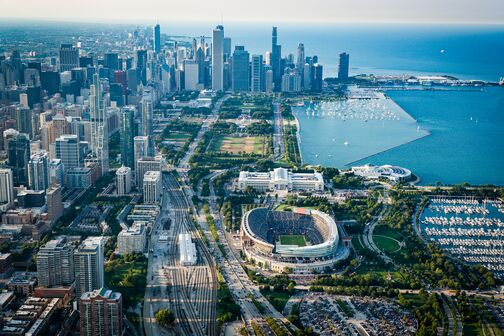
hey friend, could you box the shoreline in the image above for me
[292,113,303,164]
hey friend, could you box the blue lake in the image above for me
[295,87,504,186]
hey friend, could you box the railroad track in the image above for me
[163,173,218,336]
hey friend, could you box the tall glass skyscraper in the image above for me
[251,54,264,92]
[89,74,109,174]
[120,106,136,169]
[271,27,282,91]
[153,24,161,53]
[232,46,250,92]
[212,25,224,91]
[7,133,30,186]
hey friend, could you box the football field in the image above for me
[278,235,307,247]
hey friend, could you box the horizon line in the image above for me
[1,16,504,27]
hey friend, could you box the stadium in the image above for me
[241,207,349,273]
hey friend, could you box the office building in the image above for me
[28,152,49,191]
[89,74,109,174]
[135,49,148,85]
[66,167,93,189]
[119,106,136,169]
[232,46,250,92]
[312,63,323,92]
[104,53,119,72]
[303,63,312,90]
[338,52,350,81]
[133,136,149,169]
[296,43,305,73]
[265,66,274,93]
[36,237,74,288]
[183,60,200,91]
[281,69,301,92]
[135,156,162,188]
[59,44,79,72]
[7,133,30,186]
[46,184,63,223]
[0,169,14,212]
[118,221,146,255]
[271,27,282,91]
[74,237,105,298]
[116,166,132,195]
[48,159,64,185]
[212,25,224,91]
[55,134,80,173]
[79,288,122,336]
[143,171,161,204]
[153,24,161,53]
[223,37,232,61]
[16,106,32,136]
[251,55,264,92]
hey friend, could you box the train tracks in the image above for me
[163,173,218,336]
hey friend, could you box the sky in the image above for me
[0,0,503,24]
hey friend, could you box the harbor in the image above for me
[420,197,504,279]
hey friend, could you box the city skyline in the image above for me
[1,0,504,25]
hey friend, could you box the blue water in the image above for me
[354,88,504,185]
[159,23,504,82]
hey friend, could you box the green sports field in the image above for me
[278,235,307,247]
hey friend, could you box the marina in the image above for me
[293,88,429,168]
[420,197,504,279]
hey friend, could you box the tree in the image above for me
[155,309,175,327]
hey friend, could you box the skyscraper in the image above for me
[212,25,224,91]
[0,169,14,212]
[48,158,64,185]
[55,134,81,173]
[120,106,136,169]
[312,63,324,92]
[135,156,162,189]
[28,151,49,191]
[143,171,162,204]
[271,27,282,91]
[59,44,79,72]
[36,236,74,288]
[135,49,148,85]
[16,106,32,136]
[7,133,30,186]
[338,52,350,81]
[116,166,132,195]
[133,136,149,171]
[89,74,109,174]
[140,98,153,156]
[46,184,63,223]
[104,53,119,72]
[251,55,264,92]
[231,46,250,92]
[79,288,122,336]
[153,24,161,53]
[74,237,105,298]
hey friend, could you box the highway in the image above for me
[273,101,285,161]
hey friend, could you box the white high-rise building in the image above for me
[143,171,161,204]
[136,156,162,189]
[118,221,147,255]
[36,236,74,288]
[89,73,109,174]
[48,158,64,186]
[184,60,200,91]
[265,69,274,93]
[0,169,14,212]
[133,136,149,168]
[28,151,50,191]
[212,25,224,91]
[74,236,105,298]
[116,166,132,195]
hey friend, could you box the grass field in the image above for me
[210,135,265,155]
[374,235,401,253]
[279,235,307,247]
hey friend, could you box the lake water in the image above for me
[295,87,504,185]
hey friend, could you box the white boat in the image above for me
[344,141,349,146]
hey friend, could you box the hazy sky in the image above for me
[1,0,503,24]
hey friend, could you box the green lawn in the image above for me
[261,290,291,311]
[210,135,265,155]
[374,235,401,253]
[279,235,307,247]
[351,235,368,254]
